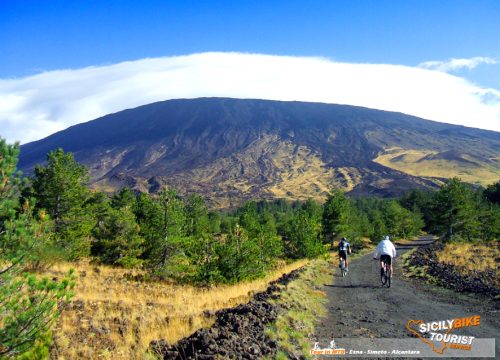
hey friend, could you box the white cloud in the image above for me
[418,56,497,72]
[0,52,499,144]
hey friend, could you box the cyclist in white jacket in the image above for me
[373,236,397,277]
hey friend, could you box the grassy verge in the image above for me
[265,246,374,359]
[47,259,308,359]
[264,258,330,359]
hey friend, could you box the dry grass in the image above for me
[330,167,363,192]
[374,147,500,186]
[48,259,308,359]
[436,242,499,274]
[267,139,336,201]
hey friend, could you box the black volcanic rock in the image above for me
[149,268,303,359]
[18,98,500,207]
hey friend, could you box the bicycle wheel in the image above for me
[340,259,346,277]
[386,265,392,288]
[380,264,387,286]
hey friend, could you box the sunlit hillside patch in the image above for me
[167,135,340,207]
[374,147,500,186]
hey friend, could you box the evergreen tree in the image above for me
[484,181,500,205]
[0,139,74,357]
[183,194,219,283]
[214,226,263,283]
[285,209,324,258]
[322,189,351,242]
[134,192,162,258]
[185,193,210,238]
[370,210,387,242]
[207,211,222,234]
[237,203,283,271]
[356,212,373,240]
[137,188,187,277]
[382,200,419,238]
[111,187,137,209]
[91,192,144,268]
[477,201,500,241]
[430,178,481,241]
[303,198,323,223]
[32,149,92,259]
[400,188,434,229]
[256,212,283,269]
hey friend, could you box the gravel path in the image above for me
[314,236,499,357]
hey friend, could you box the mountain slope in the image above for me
[19,98,500,207]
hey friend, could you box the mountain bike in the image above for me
[340,258,347,277]
[380,257,391,288]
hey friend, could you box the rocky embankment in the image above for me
[406,242,499,297]
[150,269,303,359]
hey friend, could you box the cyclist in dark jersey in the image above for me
[338,237,351,271]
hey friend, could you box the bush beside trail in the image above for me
[406,242,499,297]
[150,269,303,359]
[4,136,498,357]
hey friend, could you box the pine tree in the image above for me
[90,192,143,267]
[111,187,137,209]
[185,193,210,238]
[431,178,481,241]
[484,181,500,205]
[322,189,353,242]
[214,226,263,283]
[382,200,406,238]
[32,149,92,259]
[285,209,324,259]
[137,188,187,277]
[237,203,283,271]
[257,212,283,268]
[0,139,74,357]
[184,194,217,283]
[370,210,387,242]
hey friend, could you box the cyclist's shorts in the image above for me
[339,250,348,260]
[380,254,392,265]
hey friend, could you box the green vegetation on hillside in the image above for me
[401,178,500,242]
[2,137,498,357]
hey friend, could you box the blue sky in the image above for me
[1,0,499,142]
[2,1,499,82]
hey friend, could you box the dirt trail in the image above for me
[314,236,499,356]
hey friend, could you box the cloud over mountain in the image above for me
[1,52,499,144]
[418,56,497,72]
